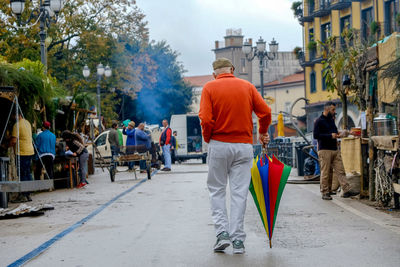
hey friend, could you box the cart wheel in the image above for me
[147,165,151,180]
[110,167,116,182]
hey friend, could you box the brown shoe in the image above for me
[322,193,332,200]
[161,167,171,171]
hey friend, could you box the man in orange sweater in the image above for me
[199,58,271,254]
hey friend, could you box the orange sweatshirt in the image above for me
[199,73,271,144]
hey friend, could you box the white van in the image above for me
[170,114,207,163]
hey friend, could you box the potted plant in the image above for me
[307,40,317,50]
[370,21,379,35]
[293,46,302,59]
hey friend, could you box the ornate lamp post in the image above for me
[10,0,64,73]
[242,37,278,99]
[82,64,112,134]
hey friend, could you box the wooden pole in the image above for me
[269,239,272,249]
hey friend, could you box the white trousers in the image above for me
[207,140,253,242]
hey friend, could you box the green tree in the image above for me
[1,1,194,127]
[291,1,303,22]
[320,28,368,129]
[0,58,64,123]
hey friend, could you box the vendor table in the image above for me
[340,137,369,197]
[53,156,79,189]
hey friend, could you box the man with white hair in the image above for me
[199,58,271,254]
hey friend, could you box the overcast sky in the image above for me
[136,0,302,76]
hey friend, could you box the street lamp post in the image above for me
[83,64,112,134]
[10,0,64,73]
[242,37,278,99]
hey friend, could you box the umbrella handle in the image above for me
[262,144,268,155]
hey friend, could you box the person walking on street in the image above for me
[135,123,151,172]
[10,114,35,202]
[109,121,120,156]
[123,121,136,170]
[159,119,172,171]
[34,121,56,180]
[313,102,358,200]
[199,58,272,254]
[61,130,89,188]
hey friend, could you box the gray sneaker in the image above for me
[214,231,230,252]
[232,240,245,254]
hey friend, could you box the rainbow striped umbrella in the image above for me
[249,154,291,248]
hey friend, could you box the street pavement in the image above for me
[1,162,400,267]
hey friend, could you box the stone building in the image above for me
[213,29,302,86]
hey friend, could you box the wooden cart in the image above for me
[109,145,152,182]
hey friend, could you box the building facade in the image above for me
[263,71,306,122]
[213,29,302,87]
[183,75,214,113]
[299,0,400,131]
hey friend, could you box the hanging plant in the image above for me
[293,46,302,59]
[370,21,379,35]
[307,40,317,50]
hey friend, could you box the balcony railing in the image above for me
[309,48,317,61]
[298,49,323,68]
[330,0,352,10]
[314,0,331,17]
[299,2,316,24]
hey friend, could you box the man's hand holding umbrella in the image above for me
[259,133,270,147]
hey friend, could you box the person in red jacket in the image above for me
[159,119,172,171]
[199,58,271,254]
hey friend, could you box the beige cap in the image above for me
[128,121,135,127]
[212,58,234,70]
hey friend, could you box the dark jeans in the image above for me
[111,146,120,170]
[125,146,134,170]
[140,160,146,170]
[79,152,89,184]
[19,155,33,181]
[171,149,176,164]
[34,155,54,180]
[19,155,32,198]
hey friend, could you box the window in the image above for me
[340,15,351,45]
[321,23,331,44]
[95,133,107,146]
[308,0,315,14]
[310,71,316,93]
[362,8,374,42]
[384,0,396,36]
[320,0,331,9]
[322,72,327,91]
[309,28,314,42]
[241,58,246,73]
[308,28,315,60]
[284,102,291,114]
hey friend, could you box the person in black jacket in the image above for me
[313,102,357,200]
